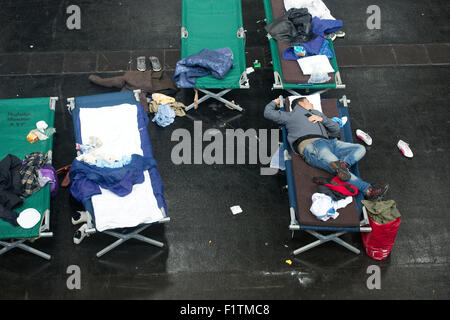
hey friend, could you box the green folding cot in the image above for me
[263,0,345,95]
[181,0,249,112]
[0,97,58,260]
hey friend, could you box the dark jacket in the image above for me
[0,154,23,227]
[0,154,23,210]
[265,8,316,46]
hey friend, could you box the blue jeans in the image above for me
[302,138,371,193]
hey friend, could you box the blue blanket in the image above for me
[173,48,234,88]
[282,18,343,60]
[70,154,157,202]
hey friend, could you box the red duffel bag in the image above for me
[362,216,401,260]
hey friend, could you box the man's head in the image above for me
[292,97,314,110]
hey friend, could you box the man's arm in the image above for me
[264,99,290,125]
[310,110,341,137]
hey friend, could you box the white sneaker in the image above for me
[335,30,346,38]
[72,211,89,225]
[73,224,88,245]
[397,140,413,158]
[356,129,372,145]
[137,56,146,72]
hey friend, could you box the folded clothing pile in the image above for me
[149,93,186,118]
[173,47,234,88]
[309,176,358,221]
[0,152,57,227]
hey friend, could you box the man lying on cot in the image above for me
[264,97,388,200]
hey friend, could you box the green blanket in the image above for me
[0,97,55,240]
[181,0,246,89]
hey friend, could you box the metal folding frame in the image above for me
[271,68,346,93]
[279,95,371,255]
[0,97,59,260]
[288,207,371,255]
[183,69,250,113]
[80,211,170,258]
[67,90,170,258]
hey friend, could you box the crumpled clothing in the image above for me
[304,17,342,53]
[152,104,176,127]
[361,200,402,224]
[88,71,178,112]
[38,165,58,197]
[77,151,132,169]
[313,176,358,197]
[317,185,346,201]
[20,152,50,197]
[168,101,186,117]
[0,154,23,210]
[76,136,102,154]
[282,17,342,60]
[76,136,133,169]
[69,154,157,202]
[151,93,175,105]
[265,8,316,46]
[0,204,19,227]
[310,192,353,221]
[318,38,334,57]
[173,48,234,88]
[149,100,186,117]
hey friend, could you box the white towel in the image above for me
[284,0,336,20]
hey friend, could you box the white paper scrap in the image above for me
[230,205,243,215]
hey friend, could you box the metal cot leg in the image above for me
[0,240,51,260]
[292,231,360,255]
[185,89,243,112]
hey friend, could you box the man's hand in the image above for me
[273,98,280,105]
[308,115,323,123]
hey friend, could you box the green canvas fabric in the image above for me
[362,200,402,224]
[262,0,339,89]
[0,97,55,240]
[181,0,246,89]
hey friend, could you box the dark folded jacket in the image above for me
[0,154,23,210]
[265,8,316,46]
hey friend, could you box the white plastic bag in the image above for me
[297,55,334,75]
[308,72,331,84]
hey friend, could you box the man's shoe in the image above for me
[149,56,162,72]
[397,140,413,158]
[356,129,373,146]
[329,160,351,181]
[72,211,89,225]
[365,184,389,201]
[137,56,146,72]
[335,30,346,38]
[73,223,88,244]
